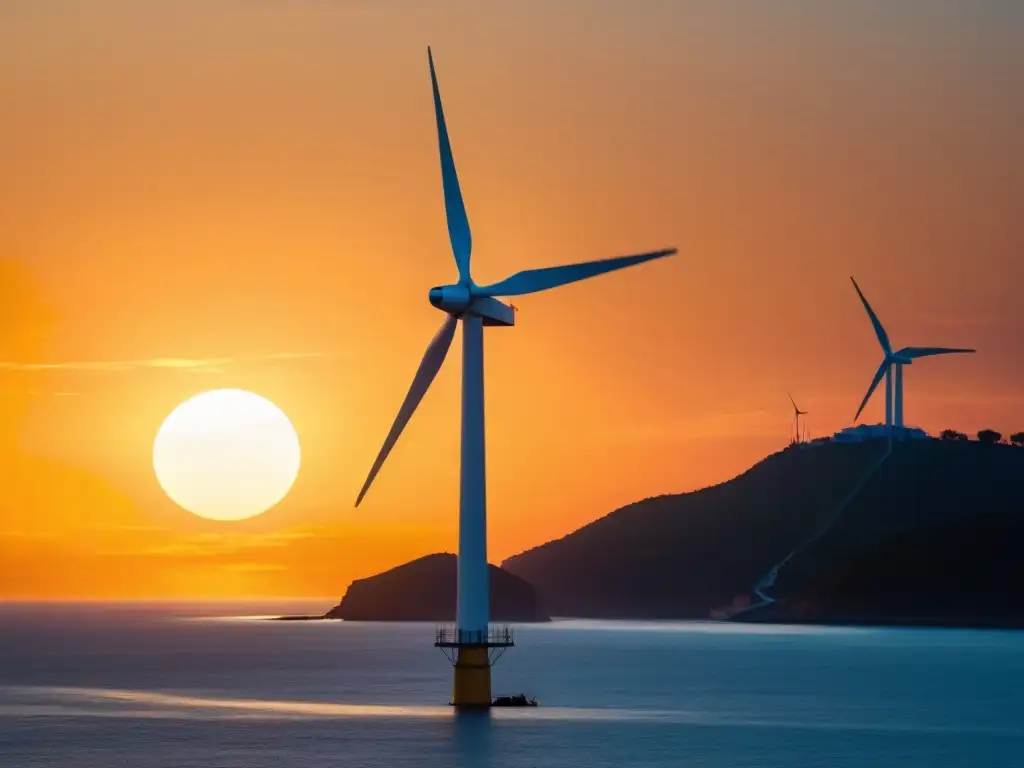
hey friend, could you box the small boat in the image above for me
[492,694,537,707]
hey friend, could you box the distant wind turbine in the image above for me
[353,48,676,707]
[788,393,807,444]
[850,277,975,430]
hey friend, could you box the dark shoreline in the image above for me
[268,614,1023,630]
[735,615,1024,631]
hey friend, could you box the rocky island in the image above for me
[282,553,549,622]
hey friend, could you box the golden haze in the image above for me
[0,1,1021,598]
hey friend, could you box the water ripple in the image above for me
[3,686,1021,736]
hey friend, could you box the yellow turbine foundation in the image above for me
[451,647,492,707]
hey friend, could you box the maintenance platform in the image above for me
[434,625,516,707]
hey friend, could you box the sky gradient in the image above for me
[1,0,1022,598]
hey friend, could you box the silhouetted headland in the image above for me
[279,553,549,622]
[502,438,1024,629]
[740,512,1024,628]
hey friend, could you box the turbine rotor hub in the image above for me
[429,284,473,314]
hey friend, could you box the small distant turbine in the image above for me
[354,48,676,707]
[788,393,808,444]
[850,277,975,431]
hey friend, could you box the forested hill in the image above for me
[502,439,1024,625]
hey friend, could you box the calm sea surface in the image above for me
[0,602,1021,767]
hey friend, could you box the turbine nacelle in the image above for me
[428,287,517,326]
[429,284,473,314]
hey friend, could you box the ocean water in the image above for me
[0,603,1022,767]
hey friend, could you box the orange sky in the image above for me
[1,1,1021,598]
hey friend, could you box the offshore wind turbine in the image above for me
[788,393,807,444]
[850,277,975,432]
[354,48,676,707]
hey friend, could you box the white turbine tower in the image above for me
[850,277,975,433]
[354,48,676,707]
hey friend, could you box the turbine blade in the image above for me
[850,277,892,355]
[355,314,458,507]
[854,359,889,422]
[787,392,798,412]
[428,48,472,282]
[898,346,976,359]
[476,248,676,298]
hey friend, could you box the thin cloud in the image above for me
[220,563,288,574]
[228,0,419,18]
[125,530,318,559]
[0,531,60,542]
[0,352,326,373]
[605,408,781,444]
[88,524,170,534]
[920,312,1009,331]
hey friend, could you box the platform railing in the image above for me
[434,625,514,647]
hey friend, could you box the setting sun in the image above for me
[152,389,301,521]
